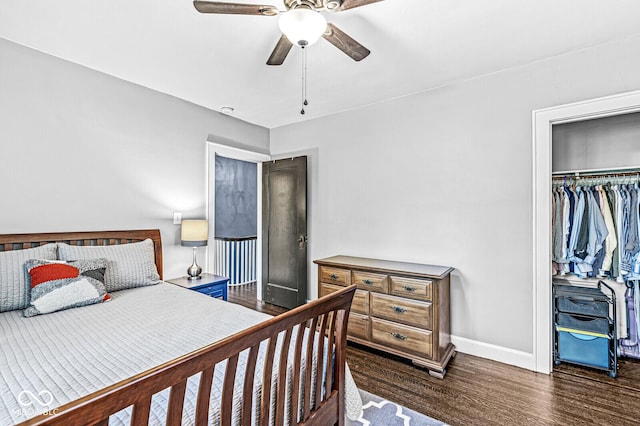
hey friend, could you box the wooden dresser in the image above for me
[314,255,455,378]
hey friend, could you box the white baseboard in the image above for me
[451,335,535,371]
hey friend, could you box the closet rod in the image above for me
[552,165,640,176]
[552,170,640,179]
[552,171,640,185]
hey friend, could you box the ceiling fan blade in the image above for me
[322,23,370,62]
[337,0,383,11]
[193,1,279,16]
[267,35,293,65]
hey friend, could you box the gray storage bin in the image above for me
[556,296,609,317]
[554,284,610,316]
[557,312,609,334]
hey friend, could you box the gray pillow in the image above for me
[58,239,160,292]
[0,243,57,312]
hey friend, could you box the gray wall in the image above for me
[270,34,640,355]
[552,112,640,172]
[0,38,269,279]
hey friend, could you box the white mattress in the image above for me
[0,283,361,425]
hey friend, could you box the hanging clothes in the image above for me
[553,177,640,282]
[598,185,617,276]
[552,173,640,348]
[619,285,640,358]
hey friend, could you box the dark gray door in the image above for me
[262,156,307,309]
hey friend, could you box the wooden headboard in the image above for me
[0,229,163,279]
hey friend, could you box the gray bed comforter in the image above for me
[0,283,362,425]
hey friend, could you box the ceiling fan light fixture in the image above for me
[323,0,342,11]
[278,8,327,47]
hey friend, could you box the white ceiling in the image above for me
[1,0,640,129]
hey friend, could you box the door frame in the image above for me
[206,141,270,300]
[532,89,640,373]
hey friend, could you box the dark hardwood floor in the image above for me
[228,283,640,425]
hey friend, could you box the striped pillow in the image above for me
[57,239,160,292]
[0,243,57,313]
[23,259,111,317]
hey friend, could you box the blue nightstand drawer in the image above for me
[197,284,226,299]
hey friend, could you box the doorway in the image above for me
[207,142,270,300]
[214,154,258,286]
[532,89,640,373]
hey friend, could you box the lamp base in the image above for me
[187,247,202,280]
[187,264,202,280]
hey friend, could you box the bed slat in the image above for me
[259,337,278,426]
[131,395,152,426]
[221,355,239,426]
[241,345,259,426]
[325,312,336,399]
[195,366,215,425]
[335,309,349,426]
[275,327,293,426]
[290,320,307,424]
[315,314,328,410]
[166,380,187,426]
[302,316,319,421]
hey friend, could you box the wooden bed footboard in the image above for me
[20,284,356,426]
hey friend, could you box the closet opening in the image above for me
[533,89,640,374]
[550,112,640,377]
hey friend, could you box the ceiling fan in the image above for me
[193,0,383,65]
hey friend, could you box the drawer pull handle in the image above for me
[391,305,407,313]
[390,332,407,340]
[330,274,338,280]
[404,286,415,292]
[363,279,373,285]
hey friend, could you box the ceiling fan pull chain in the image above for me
[302,45,309,106]
[304,46,309,107]
[300,46,308,115]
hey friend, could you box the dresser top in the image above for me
[314,255,454,280]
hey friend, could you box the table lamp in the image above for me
[181,219,208,280]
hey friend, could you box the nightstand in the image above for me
[167,273,230,301]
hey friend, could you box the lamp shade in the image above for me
[181,220,208,247]
[278,8,327,46]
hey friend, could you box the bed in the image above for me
[0,229,358,426]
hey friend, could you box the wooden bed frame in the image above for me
[0,229,355,426]
[0,229,164,280]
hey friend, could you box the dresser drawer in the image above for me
[352,271,388,293]
[391,276,432,301]
[320,266,351,286]
[348,312,370,340]
[321,283,369,315]
[371,317,432,358]
[371,292,432,329]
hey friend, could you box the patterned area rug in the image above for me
[348,390,448,426]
